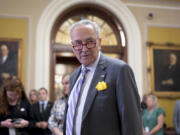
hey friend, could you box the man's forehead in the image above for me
[71,25,97,40]
[72,24,96,34]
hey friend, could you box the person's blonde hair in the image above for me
[29,89,38,104]
[147,94,158,108]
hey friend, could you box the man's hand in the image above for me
[41,121,48,129]
[14,119,29,128]
[35,121,48,129]
[161,78,174,85]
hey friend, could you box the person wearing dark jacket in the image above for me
[64,19,142,135]
[31,87,53,135]
[0,77,33,135]
[0,44,17,86]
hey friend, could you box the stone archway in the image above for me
[34,0,143,96]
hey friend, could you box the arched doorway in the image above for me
[34,0,142,100]
[50,4,127,101]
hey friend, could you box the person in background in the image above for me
[159,52,180,91]
[64,19,142,135]
[0,77,33,135]
[173,100,180,135]
[31,87,53,135]
[29,89,38,104]
[142,94,165,135]
[0,44,17,87]
[141,94,148,111]
[48,74,70,135]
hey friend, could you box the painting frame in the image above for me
[0,38,22,86]
[148,42,180,98]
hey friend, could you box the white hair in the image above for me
[69,19,100,38]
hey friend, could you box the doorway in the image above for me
[50,4,127,101]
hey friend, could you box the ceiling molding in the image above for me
[126,3,180,10]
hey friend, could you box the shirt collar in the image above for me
[2,55,8,62]
[39,100,48,104]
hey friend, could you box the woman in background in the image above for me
[0,77,33,135]
[142,94,165,135]
[48,74,70,135]
[29,89,38,104]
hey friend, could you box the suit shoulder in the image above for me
[176,100,180,105]
[32,102,39,107]
[102,55,135,77]
[21,99,31,105]
[105,55,129,68]
[48,101,54,106]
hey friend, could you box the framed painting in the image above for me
[148,43,180,98]
[0,38,22,87]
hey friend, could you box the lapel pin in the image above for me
[100,74,105,78]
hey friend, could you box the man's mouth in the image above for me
[81,54,89,58]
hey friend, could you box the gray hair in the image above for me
[148,94,158,108]
[69,19,100,38]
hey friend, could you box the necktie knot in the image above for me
[81,67,89,76]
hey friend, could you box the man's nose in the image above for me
[81,43,88,51]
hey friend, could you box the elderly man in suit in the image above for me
[31,88,53,135]
[64,19,142,135]
[0,44,17,86]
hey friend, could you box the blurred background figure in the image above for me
[141,94,148,111]
[0,44,17,87]
[0,77,33,135]
[48,74,70,135]
[174,100,180,135]
[159,53,180,91]
[29,89,38,104]
[142,94,166,135]
[31,87,53,135]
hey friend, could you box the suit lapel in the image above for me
[64,66,81,132]
[69,67,81,96]
[42,102,51,119]
[82,54,108,121]
[37,103,44,120]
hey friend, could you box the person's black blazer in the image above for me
[31,101,53,135]
[0,99,33,135]
[64,53,142,135]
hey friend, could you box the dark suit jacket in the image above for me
[64,53,142,135]
[0,54,17,86]
[0,99,33,135]
[174,100,180,134]
[31,101,53,135]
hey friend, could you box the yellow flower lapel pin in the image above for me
[96,81,107,91]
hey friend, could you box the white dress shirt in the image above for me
[1,55,8,64]
[68,52,100,135]
[39,100,48,112]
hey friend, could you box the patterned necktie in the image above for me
[66,67,89,135]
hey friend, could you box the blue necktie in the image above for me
[66,67,89,135]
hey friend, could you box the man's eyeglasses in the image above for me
[72,39,97,50]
